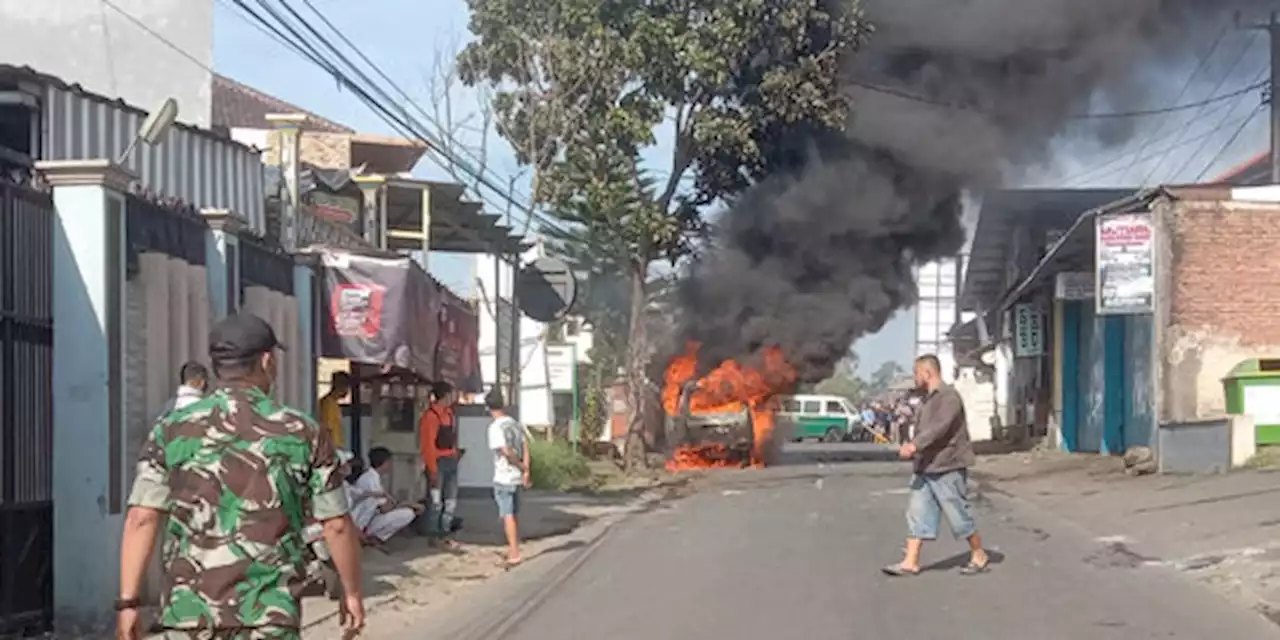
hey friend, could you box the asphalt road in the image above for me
[498,445,1280,640]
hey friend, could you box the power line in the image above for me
[1194,104,1265,182]
[292,0,538,215]
[219,0,537,229]
[228,0,567,238]
[1063,109,1258,187]
[846,77,1267,121]
[251,0,564,237]
[109,0,559,261]
[1164,62,1269,183]
[101,0,220,75]
[1140,32,1263,185]
[1117,23,1230,183]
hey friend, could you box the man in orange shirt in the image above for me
[420,382,462,548]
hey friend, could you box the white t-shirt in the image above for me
[487,415,526,486]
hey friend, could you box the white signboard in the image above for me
[1055,272,1095,300]
[1244,385,1280,426]
[545,344,577,392]
[1014,304,1044,358]
[1096,212,1154,315]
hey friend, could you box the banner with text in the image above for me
[1096,212,1154,315]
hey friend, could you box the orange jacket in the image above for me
[419,404,458,475]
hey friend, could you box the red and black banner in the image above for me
[319,251,440,380]
[434,287,482,392]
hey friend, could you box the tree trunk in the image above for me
[623,263,651,470]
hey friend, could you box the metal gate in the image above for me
[0,181,54,635]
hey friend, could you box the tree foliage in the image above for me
[457,0,867,463]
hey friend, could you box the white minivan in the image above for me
[776,394,868,443]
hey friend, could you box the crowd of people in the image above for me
[115,312,532,639]
[857,392,925,444]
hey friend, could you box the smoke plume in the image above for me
[675,0,1271,382]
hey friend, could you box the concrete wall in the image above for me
[1156,196,1280,423]
[0,0,214,127]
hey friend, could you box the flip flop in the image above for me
[881,564,920,577]
[503,556,523,569]
[959,561,990,576]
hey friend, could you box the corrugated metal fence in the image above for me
[0,180,55,635]
[41,84,267,235]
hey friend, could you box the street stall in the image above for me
[312,245,486,499]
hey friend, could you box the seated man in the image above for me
[352,447,425,544]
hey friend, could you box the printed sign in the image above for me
[1096,212,1154,315]
[332,284,386,339]
[1014,303,1044,358]
[1055,272,1095,300]
[545,344,577,392]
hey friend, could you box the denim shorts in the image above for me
[906,469,976,540]
[494,484,522,518]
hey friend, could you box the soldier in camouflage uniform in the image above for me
[116,313,366,639]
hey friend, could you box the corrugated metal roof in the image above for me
[211,73,354,134]
[0,65,269,235]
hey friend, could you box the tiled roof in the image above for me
[1213,150,1267,185]
[211,73,353,134]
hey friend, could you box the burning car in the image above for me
[664,381,757,468]
[662,344,794,471]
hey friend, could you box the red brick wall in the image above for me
[1171,199,1280,346]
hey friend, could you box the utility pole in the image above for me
[1243,10,1280,183]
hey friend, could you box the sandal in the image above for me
[881,564,920,577]
[959,561,990,575]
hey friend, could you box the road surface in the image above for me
[495,445,1280,640]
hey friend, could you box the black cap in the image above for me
[484,388,506,411]
[209,312,285,361]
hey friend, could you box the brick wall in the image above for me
[1160,196,1280,422]
[1170,199,1280,346]
[262,130,353,168]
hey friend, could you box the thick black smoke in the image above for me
[675,0,1271,382]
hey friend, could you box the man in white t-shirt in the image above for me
[486,389,530,566]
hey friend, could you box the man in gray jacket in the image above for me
[883,354,990,577]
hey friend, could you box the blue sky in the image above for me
[213,1,1268,377]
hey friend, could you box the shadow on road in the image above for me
[773,442,903,466]
[922,549,1007,573]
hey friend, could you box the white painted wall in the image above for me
[475,245,553,427]
[0,0,214,126]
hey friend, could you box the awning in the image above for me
[961,188,1136,312]
[995,189,1155,312]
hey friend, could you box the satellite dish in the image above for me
[116,97,178,165]
[516,257,578,322]
[140,98,179,145]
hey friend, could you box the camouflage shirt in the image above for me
[127,383,350,630]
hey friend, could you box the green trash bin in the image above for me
[1223,359,1280,445]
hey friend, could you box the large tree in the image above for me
[457,0,866,464]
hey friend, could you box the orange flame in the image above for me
[663,342,795,471]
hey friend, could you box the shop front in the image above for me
[314,247,484,499]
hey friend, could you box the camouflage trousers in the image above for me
[158,627,300,640]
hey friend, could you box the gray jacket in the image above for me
[911,385,975,474]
